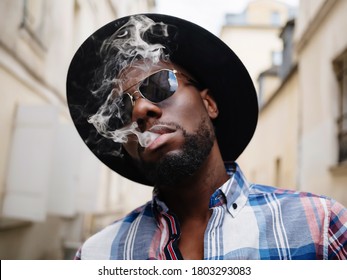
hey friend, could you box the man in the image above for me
[67,14,347,259]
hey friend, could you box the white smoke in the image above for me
[87,15,170,150]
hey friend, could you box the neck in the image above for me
[156,142,229,222]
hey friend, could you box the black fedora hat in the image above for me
[66,13,258,186]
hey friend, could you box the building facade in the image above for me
[222,0,347,208]
[294,0,347,204]
[220,0,295,89]
[220,0,298,189]
[0,0,154,259]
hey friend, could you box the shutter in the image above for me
[3,105,58,222]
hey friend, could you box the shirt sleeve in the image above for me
[328,200,347,259]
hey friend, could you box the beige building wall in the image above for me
[227,0,347,208]
[220,0,298,190]
[238,71,299,190]
[0,0,154,259]
[295,0,347,206]
[221,26,282,88]
[260,74,281,103]
[246,0,289,25]
[220,0,293,89]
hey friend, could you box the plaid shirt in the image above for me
[76,163,347,260]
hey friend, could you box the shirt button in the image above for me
[232,203,238,210]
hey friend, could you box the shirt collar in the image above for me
[217,162,250,217]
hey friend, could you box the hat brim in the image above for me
[66,13,258,187]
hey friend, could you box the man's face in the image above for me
[121,61,218,186]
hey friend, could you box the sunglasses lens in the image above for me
[139,70,178,103]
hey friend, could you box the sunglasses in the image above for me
[118,69,200,126]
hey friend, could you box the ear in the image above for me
[200,89,219,119]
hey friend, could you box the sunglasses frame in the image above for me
[121,68,200,106]
[121,69,178,107]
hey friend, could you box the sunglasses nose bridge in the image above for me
[124,91,141,106]
[132,90,142,102]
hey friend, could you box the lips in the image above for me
[144,124,177,150]
[148,124,177,135]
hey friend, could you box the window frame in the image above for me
[333,49,347,163]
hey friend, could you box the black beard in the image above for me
[136,118,215,187]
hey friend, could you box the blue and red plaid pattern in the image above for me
[75,163,347,260]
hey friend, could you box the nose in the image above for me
[131,98,162,131]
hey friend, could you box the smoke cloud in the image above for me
[87,15,171,155]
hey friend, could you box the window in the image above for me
[270,11,281,26]
[3,105,58,222]
[333,50,347,163]
[272,51,283,66]
[3,105,104,222]
[20,0,49,51]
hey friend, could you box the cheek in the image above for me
[162,91,208,127]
